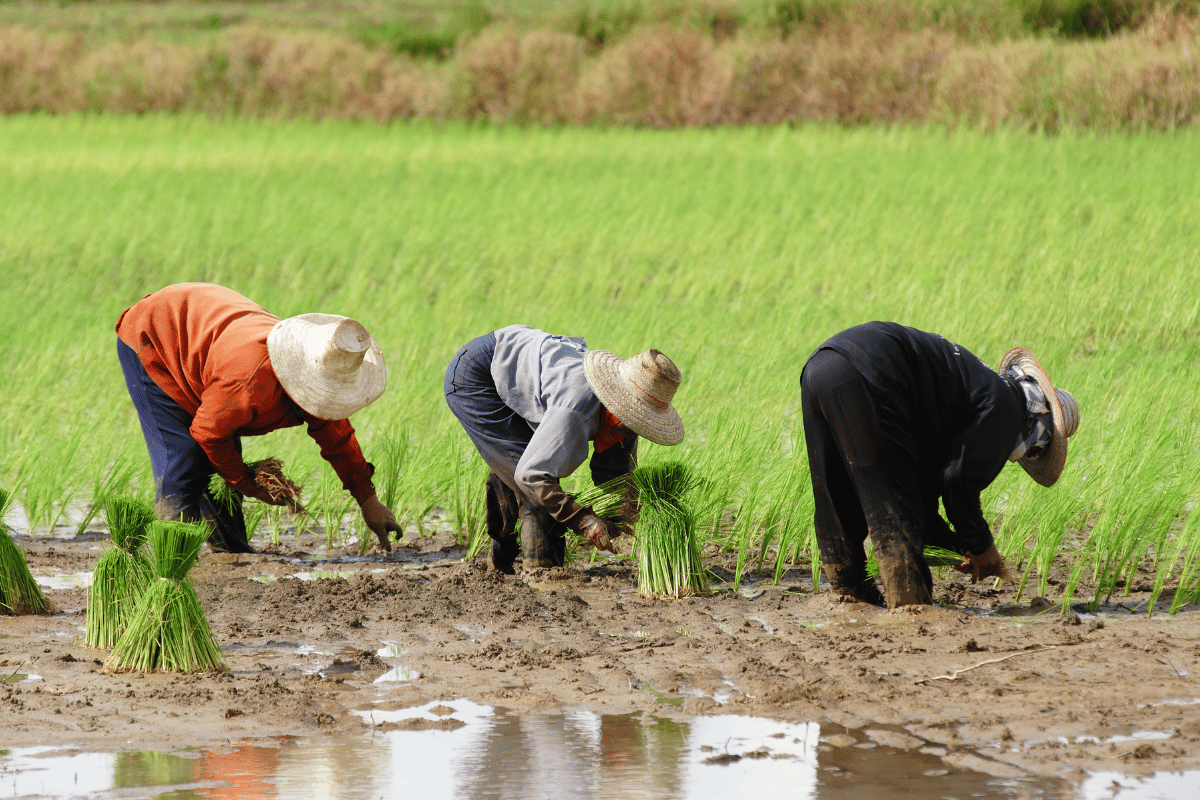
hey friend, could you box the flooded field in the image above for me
[3,526,1200,798]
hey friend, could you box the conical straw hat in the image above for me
[267,314,387,421]
[1000,347,1079,488]
[583,348,684,446]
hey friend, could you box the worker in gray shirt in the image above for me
[444,325,685,571]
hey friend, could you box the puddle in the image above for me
[0,705,1108,799]
[1,672,41,685]
[1078,770,1200,799]
[377,642,403,659]
[1138,697,1200,708]
[291,569,362,581]
[373,666,422,683]
[33,571,93,590]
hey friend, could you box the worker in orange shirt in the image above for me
[115,283,402,553]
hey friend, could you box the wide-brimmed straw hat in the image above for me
[583,348,684,446]
[1000,347,1080,488]
[267,313,387,421]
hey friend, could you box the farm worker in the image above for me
[444,325,685,571]
[115,283,403,554]
[801,321,1080,608]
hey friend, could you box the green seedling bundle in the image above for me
[105,520,225,673]
[85,495,155,648]
[0,487,54,615]
[581,462,717,598]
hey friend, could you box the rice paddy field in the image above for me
[1,114,1199,614]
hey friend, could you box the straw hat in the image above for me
[1000,347,1080,488]
[583,348,684,446]
[267,313,387,421]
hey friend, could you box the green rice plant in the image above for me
[448,434,489,556]
[3,118,1200,613]
[105,520,225,673]
[84,495,155,648]
[74,456,138,537]
[629,462,713,598]
[0,487,54,615]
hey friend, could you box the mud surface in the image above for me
[4,527,1200,785]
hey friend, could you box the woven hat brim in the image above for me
[583,350,684,446]
[267,314,387,421]
[1000,347,1067,488]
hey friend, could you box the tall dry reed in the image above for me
[3,12,1200,129]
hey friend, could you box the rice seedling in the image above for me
[583,462,716,598]
[0,487,55,615]
[84,495,155,648]
[2,117,1200,612]
[105,520,225,673]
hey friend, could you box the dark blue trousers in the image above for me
[117,338,252,552]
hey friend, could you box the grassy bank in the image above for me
[1,115,1198,610]
[2,1,1200,129]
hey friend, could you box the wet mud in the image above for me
[3,527,1200,786]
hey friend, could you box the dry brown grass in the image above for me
[2,10,1199,129]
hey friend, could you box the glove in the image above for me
[579,514,616,554]
[360,495,402,553]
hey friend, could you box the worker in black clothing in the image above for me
[800,321,1080,608]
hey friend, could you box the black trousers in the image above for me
[801,349,957,607]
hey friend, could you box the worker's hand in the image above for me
[579,514,617,554]
[953,544,1011,583]
[235,477,289,507]
[360,495,402,553]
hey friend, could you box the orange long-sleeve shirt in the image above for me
[115,283,376,503]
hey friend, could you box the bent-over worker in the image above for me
[444,325,685,571]
[116,283,402,553]
[801,321,1080,608]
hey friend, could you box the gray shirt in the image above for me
[491,325,636,528]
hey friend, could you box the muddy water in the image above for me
[4,700,1162,800]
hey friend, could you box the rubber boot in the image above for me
[872,534,932,608]
[485,472,520,574]
[519,501,566,569]
[199,488,256,554]
[822,562,885,606]
[154,492,254,554]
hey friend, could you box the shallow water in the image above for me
[6,700,1176,800]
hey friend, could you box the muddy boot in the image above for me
[485,472,520,574]
[873,539,932,608]
[822,562,885,606]
[199,488,256,554]
[519,501,566,569]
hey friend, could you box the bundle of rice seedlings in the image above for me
[629,462,711,598]
[0,487,55,615]
[248,457,306,516]
[84,495,155,648]
[105,520,226,673]
[579,463,712,598]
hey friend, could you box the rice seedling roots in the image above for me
[6,526,1200,783]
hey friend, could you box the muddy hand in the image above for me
[360,495,401,553]
[580,515,617,554]
[953,544,1010,584]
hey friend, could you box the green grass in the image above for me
[1,115,1198,611]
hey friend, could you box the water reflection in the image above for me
[1,706,1189,800]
